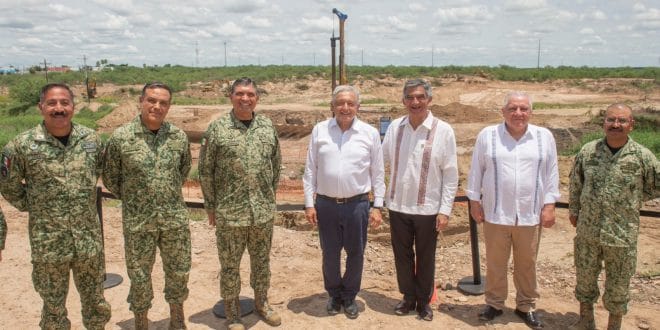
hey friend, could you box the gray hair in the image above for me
[503,91,533,111]
[331,85,360,105]
[402,79,432,99]
[39,83,74,103]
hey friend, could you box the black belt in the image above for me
[317,193,369,204]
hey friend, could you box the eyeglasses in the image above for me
[605,117,630,125]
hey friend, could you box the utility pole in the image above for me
[361,49,364,66]
[223,41,227,67]
[43,58,50,83]
[82,54,90,103]
[195,41,199,67]
[431,44,434,67]
[537,39,541,69]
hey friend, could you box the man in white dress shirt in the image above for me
[467,91,559,329]
[303,85,385,319]
[382,79,458,321]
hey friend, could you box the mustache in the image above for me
[51,111,67,117]
[608,127,623,131]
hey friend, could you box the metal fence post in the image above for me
[457,200,485,295]
[96,186,123,289]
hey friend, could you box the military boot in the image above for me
[134,311,149,330]
[570,303,595,330]
[225,298,245,330]
[169,304,186,330]
[255,294,282,326]
[607,313,623,330]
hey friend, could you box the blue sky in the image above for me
[1,0,659,69]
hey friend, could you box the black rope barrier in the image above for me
[96,188,659,296]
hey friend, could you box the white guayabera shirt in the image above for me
[382,113,459,216]
[466,123,560,226]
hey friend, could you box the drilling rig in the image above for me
[331,8,347,91]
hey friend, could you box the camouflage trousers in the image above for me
[574,237,637,315]
[32,254,111,330]
[215,222,273,299]
[124,226,191,313]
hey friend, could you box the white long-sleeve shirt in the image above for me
[466,123,560,226]
[382,113,458,216]
[303,118,385,208]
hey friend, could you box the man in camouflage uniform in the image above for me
[0,208,5,261]
[569,103,659,330]
[0,83,111,329]
[103,82,192,330]
[199,77,282,330]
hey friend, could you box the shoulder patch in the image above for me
[82,141,97,153]
[1,153,10,178]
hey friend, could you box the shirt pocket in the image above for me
[122,146,150,175]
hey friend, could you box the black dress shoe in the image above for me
[394,300,416,315]
[343,299,359,319]
[418,304,433,321]
[515,309,543,329]
[326,297,342,315]
[479,305,503,321]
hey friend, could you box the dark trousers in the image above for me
[389,210,438,306]
[316,197,370,301]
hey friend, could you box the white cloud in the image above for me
[581,35,606,46]
[128,13,153,27]
[434,5,494,25]
[514,29,530,37]
[590,10,607,20]
[504,0,547,12]
[48,4,84,17]
[632,7,660,31]
[91,0,135,15]
[554,10,578,21]
[633,3,646,12]
[244,16,271,28]
[97,14,130,30]
[0,18,34,29]
[386,16,416,32]
[18,37,42,46]
[580,27,595,34]
[224,0,266,13]
[214,22,244,37]
[409,3,426,12]
[301,16,333,32]
[616,25,632,31]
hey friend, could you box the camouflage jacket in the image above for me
[199,111,281,227]
[102,116,191,233]
[569,138,659,247]
[0,123,104,262]
[0,207,5,250]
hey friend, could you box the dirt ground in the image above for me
[0,76,658,329]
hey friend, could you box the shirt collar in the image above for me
[400,112,434,130]
[329,117,358,132]
[501,122,533,140]
[230,110,257,129]
[35,121,82,142]
[134,115,170,134]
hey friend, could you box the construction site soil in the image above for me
[1,76,658,330]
